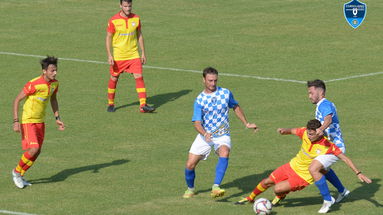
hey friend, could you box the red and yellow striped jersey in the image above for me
[107,12,141,61]
[21,76,59,123]
[289,127,342,184]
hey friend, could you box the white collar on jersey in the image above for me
[316,98,327,107]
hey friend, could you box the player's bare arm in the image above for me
[50,93,65,131]
[12,89,26,132]
[233,105,257,132]
[277,128,297,135]
[105,32,114,65]
[336,153,372,184]
[193,120,211,142]
[138,29,146,65]
[316,114,332,135]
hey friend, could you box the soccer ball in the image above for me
[253,198,272,215]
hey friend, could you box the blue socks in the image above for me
[315,176,332,201]
[325,169,345,193]
[185,168,195,189]
[214,157,229,185]
[185,157,229,189]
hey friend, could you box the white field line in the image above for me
[0,51,305,83]
[325,71,383,83]
[0,210,38,215]
[1,51,382,83]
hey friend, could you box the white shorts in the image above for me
[189,134,231,160]
[315,147,345,169]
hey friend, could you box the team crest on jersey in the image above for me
[131,22,136,27]
[316,149,322,155]
[344,0,367,29]
[211,97,217,105]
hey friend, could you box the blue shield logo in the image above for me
[344,0,367,29]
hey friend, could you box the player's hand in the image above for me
[56,120,65,131]
[13,122,21,133]
[108,55,114,65]
[358,173,372,184]
[246,122,258,133]
[277,128,288,135]
[204,132,212,142]
[316,128,324,136]
[141,54,147,65]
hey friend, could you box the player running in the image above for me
[12,56,65,189]
[183,67,258,199]
[235,119,371,214]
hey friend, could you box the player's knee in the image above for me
[308,165,316,175]
[185,161,197,170]
[133,74,143,79]
[263,178,274,187]
[274,186,287,195]
[309,161,322,174]
[28,147,41,157]
[110,75,119,81]
[218,146,230,157]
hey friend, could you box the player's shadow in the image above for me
[29,159,129,184]
[114,89,192,111]
[334,178,383,208]
[277,178,382,211]
[196,170,273,201]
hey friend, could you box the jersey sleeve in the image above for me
[228,90,239,108]
[326,144,342,156]
[295,127,306,139]
[23,81,36,96]
[319,102,333,118]
[192,99,202,122]
[107,19,115,33]
[137,19,141,31]
[53,83,59,94]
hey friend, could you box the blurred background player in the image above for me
[235,119,371,214]
[105,0,155,113]
[307,79,350,203]
[12,56,65,189]
[183,67,257,199]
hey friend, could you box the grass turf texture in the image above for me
[0,0,382,214]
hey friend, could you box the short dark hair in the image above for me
[307,79,326,92]
[120,0,132,4]
[40,56,58,70]
[202,67,218,78]
[306,119,322,131]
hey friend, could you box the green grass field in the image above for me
[1,0,382,214]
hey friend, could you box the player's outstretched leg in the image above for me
[325,169,350,203]
[235,179,269,205]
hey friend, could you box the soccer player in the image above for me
[235,119,371,214]
[307,80,350,205]
[105,0,155,113]
[183,67,258,199]
[12,56,65,189]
